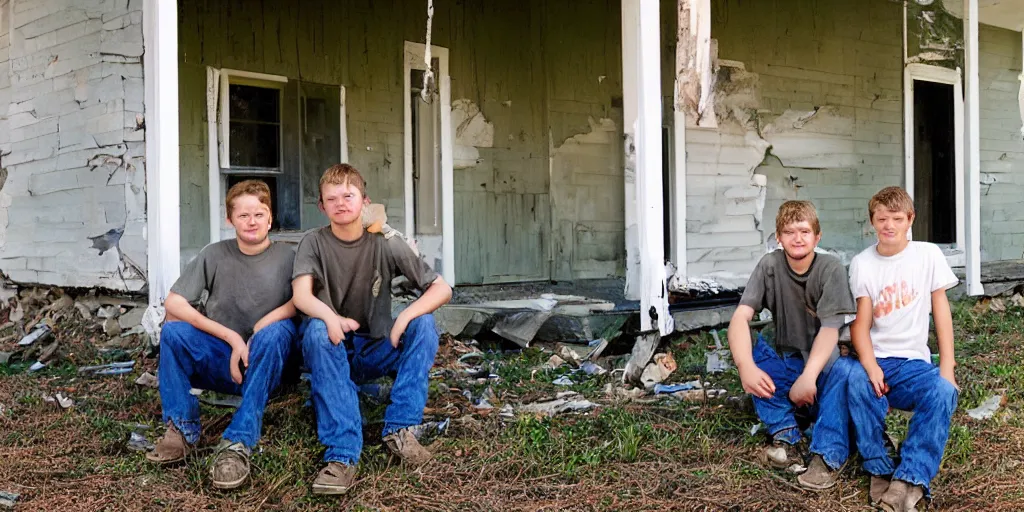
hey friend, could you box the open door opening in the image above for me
[911,80,957,244]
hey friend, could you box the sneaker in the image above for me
[211,440,251,490]
[312,462,358,495]
[762,440,806,470]
[145,423,191,464]
[870,475,892,506]
[878,479,926,512]
[797,455,842,490]
[383,428,433,466]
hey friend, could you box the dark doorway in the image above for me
[662,126,672,260]
[912,80,956,244]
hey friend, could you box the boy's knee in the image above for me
[929,377,959,411]
[845,364,873,399]
[407,314,437,335]
[159,321,191,350]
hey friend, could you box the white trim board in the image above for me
[902,63,966,265]
[403,41,454,284]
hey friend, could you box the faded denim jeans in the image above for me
[158,319,300,447]
[807,355,860,468]
[301,314,440,465]
[847,357,958,495]
[751,336,851,445]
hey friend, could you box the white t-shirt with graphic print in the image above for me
[848,241,959,362]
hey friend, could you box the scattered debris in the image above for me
[0,491,19,509]
[79,361,135,376]
[519,393,598,417]
[127,431,156,452]
[623,330,660,384]
[579,361,607,376]
[499,403,515,421]
[640,352,678,389]
[8,303,24,323]
[74,301,92,320]
[586,338,610,361]
[407,418,450,445]
[654,380,703,394]
[96,305,121,319]
[55,392,74,409]
[135,372,159,389]
[706,330,733,373]
[557,344,588,364]
[118,307,146,330]
[749,423,764,436]
[552,376,575,386]
[967,395,1006,421]
[664,388,728,402]
[542,355,566,370]
[28,361,47,372]
[103,317,122,337]
[142,305,166,348]
[18,323,52,346]
[0,352,10,365]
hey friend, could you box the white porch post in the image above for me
[144,0,181,305]
[963,0,983,296]
[621,0,640,300]
[623,0,672,334]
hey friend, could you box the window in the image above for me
[218,73,287,174]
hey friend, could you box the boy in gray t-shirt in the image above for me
[146,180,299,492]
[727,201,856,475]
[292,164,452,496]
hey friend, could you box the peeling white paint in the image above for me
[451,98,493,169]
[763,106,857,168]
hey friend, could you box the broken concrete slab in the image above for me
[117,307,144,330]
[672,305,737,333]
[102,317,122,336]
[622,330,660,384]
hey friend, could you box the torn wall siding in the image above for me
[977,24,1024,261]
[0,0,146,290]
[684,0,905,277]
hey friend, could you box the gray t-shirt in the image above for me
[292,227,439,340]
[739,250,856,354]
[170,240,295,340]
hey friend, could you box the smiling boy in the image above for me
[844,186,959,511]
[147,180,299,490]
[292,164,452,495]
[727,200,857,471]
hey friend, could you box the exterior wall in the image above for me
[977,24,1024,262]
[177,0,628,285]
[0,0,147,289]
[684,0,905,277]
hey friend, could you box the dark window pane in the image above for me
[229,123,280,168]
[229,84,280,122]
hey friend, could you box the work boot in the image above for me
[762,440,806,470]
[211,440,251,490]
[383,428,433,466]
[145,423,191,464]
[312,462,358,495]
[870,475,892,506]
[878,479,926,512]
[797,454,842,490]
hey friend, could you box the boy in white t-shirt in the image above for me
[846,186,959,512]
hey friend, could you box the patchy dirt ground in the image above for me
[1,290,1023,511]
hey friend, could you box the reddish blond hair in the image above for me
[225,179,272,218]
[776,200,821,235]
[319,164,367,201]
[868,186,915,220]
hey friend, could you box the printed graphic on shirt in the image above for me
[872,280,918,318]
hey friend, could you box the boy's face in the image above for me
[319,182,365,227]
[228,194,272,246]
[777,220,820,261]
[870,206,913,246]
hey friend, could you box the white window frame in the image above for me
[902,63,965,266]
[403,41,454,284]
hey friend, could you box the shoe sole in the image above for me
[212,475,248,490]
[145,454,186,465]
[311,483,351,495]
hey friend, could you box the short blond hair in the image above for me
[225,179,271,218]
[868,186,915,220]
[319,164,366,201]
[776,200,821,235]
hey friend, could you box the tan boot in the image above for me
[797,455,842,490]
[211,440,251,490]
[761,440,805,470]
[878,479,926,512]
[870,475,891,506]
[384,428,433,466]
[312,462,358,495]
[145,424,191,464]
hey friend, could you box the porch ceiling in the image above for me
[942,0,1024,32]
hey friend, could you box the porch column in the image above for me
[143,0,181,305]
[622,0,672,335]
[963,0,983,295]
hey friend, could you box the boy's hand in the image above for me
[866,363,889,397]
[789,374,817,407]
[739,365,776,399]
[327,316,360,345]
[228,340,249,385]
[940,366,959,391]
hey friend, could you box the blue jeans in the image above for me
[847,357,958,494]
[158,319,299,447]
[751,338,841,445]
[301,314,440,465]
[807,356,860,469]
